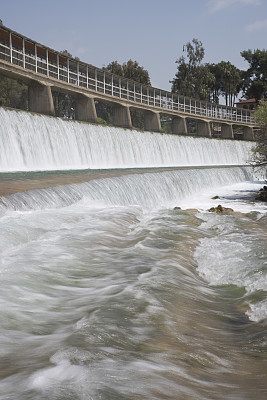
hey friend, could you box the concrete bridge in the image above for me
[0,25,256,140]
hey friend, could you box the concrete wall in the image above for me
[28,82,55,116]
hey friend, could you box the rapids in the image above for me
[0,107,266,400]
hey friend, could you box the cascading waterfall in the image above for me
[0,106,266,400]
[0,107,254,171]
[0,166,253,212]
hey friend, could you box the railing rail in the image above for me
[0,27,254,124]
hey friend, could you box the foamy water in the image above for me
[0,108,266,399]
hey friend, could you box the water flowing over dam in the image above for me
[0,108,253,171]
[0,107,266,400]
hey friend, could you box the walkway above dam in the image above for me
[0,25,256,140]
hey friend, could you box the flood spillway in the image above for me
[0,107,254,172]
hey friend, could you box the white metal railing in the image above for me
[0,33,254,124]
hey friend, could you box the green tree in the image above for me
[0,75,28,110]
[104,59,151,85]
[241,49,267,101]
[216,61,241,107]
[171,38,215,101]
[52,91,75,119]
[206,63,222,103]
[252,100,267,177]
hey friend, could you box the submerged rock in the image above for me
[208,204,234,214]
[173,206,181,210]
[212,195,220,199]
[184,208,199,215]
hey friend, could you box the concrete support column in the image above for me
[243,126,254,141]
[113,104,132,128]
[76,95,98,123]
[172,116,187,135]
[28,82,55,116]
[221,123,234,139]
[197,120,211,138]
[144,111,161,132]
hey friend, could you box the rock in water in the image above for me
[208,204,234,214]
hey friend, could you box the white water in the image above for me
[0,107,266,399]
[0,107,254,171]
[0,166,254,212]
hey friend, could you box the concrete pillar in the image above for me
[113,104,132,128]
[172,116,187,135]
[28,82,55,116]
[144,111,161,132]
[221,123,234,139]
[197,120,211,137]
[243,126,254,140]
[76,95,98,123]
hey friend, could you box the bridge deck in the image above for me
[0,25,255,127]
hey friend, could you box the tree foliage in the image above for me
[209,61,241,106]
[0,75,28,110]
[171,38,214,101]
[241,49,267,101]
[171,39,242,106]
[252,100,267,177]
[104,59,151,85]
[52,91,75,119]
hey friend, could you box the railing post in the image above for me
[57,54,59,80]
[171,94,174,110]
[9,32,12,63]
[103,71,106,94]
[86,65,88,89]
[134,83,136,102]
[141,85,143,103]
[46,49,49,77]
[111,75,114,96]
[160,91,161,108]
[22,38,25,68]
[119,78,121,98]
[147,88,149,105]
[35,44,37,73]
[127,81,129,100]
[67,58,70,83]
[95,69,97,91]
[154,89,155,106]
[77,62,79,86]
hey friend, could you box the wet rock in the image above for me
[255,185,267,201]
[212,195,220,199]
[173,206,181,210]
[208,204,234,214]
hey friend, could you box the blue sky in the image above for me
[1,0,267,97]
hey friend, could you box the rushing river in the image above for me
[0,108,266,400]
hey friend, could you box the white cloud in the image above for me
[206,0,262,13]
[246,18,267,31]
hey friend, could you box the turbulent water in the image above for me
[0,108,266,400]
